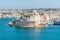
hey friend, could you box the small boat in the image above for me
[8,19,15,26]
[53,21,60,25]
[8,22,14,26]
[53,18,60,25]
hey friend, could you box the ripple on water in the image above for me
[0,18,60,40]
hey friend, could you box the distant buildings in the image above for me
[0,8,60,18]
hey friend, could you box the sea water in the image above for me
[0,18,60,40]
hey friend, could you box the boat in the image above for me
[53,18,60,25]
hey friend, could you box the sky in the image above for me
[0,0,60,9]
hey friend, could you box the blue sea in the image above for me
[0,18,60,40]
